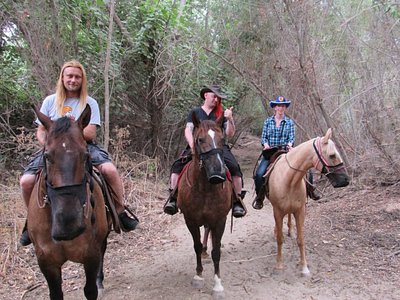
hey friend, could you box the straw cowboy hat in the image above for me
[200,85,227,100]
[269,96,291,108]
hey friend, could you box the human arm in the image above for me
[260,119,271,149]
[224,107,235,138]
[185,124,194,152]
[83,124,97,142]
[36,125,47,146]
[286,119,295,150]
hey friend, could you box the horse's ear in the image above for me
[31,104,53,130]
[322,128,332,144]
[192,111,200,128]
[77,104,91,129]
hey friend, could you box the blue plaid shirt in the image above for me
[260,115,295,147]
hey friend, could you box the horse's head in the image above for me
[192,112,226,184]
[314,128,350,188]
[32,104,92,241]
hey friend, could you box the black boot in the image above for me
[252,194,264,210]
[163,188,178,215]
[119,211,139,232]
[306,172,321,200]
[307,187,321,200]
[232,191,246,218]
[20,221,31,246]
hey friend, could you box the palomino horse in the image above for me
[27,105,109,300]
[177,113,233,298]
[266,128,349,276]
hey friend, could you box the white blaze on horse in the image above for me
[267,128,349,276]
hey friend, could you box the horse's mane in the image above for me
[196,119,220,132]
[50,117,73,137]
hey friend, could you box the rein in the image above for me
[284,137,344,175]
[312,138,344,175]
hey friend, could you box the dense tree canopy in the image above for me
[0,0,399,183]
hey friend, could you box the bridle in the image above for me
[39,148,93,216]
[198,148,224,168]
[312,137,345,175]
[285,137,344,175]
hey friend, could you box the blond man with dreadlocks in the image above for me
[19,60,138,246]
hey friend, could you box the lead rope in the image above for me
[37,172,49,209]
[83,180,91,219]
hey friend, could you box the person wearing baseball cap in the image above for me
[163,85,247,218]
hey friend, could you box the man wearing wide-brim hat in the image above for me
[163,84,247,218]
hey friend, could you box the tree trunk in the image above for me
[103,0,115,151]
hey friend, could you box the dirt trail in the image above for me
[8,135,400,300]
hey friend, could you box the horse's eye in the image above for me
[329,154,336,160]
[197,138,204,144]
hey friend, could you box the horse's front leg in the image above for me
[187,224,204,288]
[96,237,108,293]
[202,226,211,258]
[210,220,226,299]
[273,208,284,271]
[83,256,101,300]
[38,259,63,300]
[294,205,310,276]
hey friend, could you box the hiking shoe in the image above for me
[20,229,32,246]
[119,211,139,232]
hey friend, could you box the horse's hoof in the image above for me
[97,287,105,299]
[191,275,204,289]
[301,266,311,277]
[212,290,225,300]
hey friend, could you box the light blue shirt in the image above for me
[36,94,101,126]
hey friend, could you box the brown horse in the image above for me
[26,105,110,299]
[266,128,349,276]
[177,113,233,298]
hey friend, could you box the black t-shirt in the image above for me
[186,107,226,129]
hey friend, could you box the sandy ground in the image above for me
[3,135,400,300]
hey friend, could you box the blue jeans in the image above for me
[254,157,270,194]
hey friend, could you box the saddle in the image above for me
[260,147,289,199]
[91,168,138,234]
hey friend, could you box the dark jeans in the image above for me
[254,157,270,194]
[23,143,112,175]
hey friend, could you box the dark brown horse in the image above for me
[267,128,349,276]
[26,105,109,300]
[177,113,233,298]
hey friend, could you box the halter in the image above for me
[198,148,224,168]
[312,137,345,175]
[41,149,93,217]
